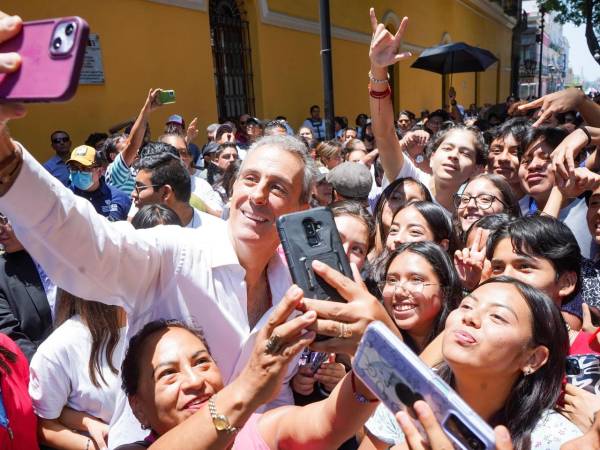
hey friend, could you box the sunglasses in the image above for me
[52,137,70,144]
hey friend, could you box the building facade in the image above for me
[5,0,516,162]
[518,0,569,99]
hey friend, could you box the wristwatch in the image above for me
[208,397,238,434]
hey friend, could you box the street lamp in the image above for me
[537,6,545,97]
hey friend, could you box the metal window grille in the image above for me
[209,0,255,122]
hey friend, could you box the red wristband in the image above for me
[351,371,378,404]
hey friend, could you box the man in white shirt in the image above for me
[0,103,315,448]
[130,143,222,230]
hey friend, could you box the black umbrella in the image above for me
[411,42,498,74]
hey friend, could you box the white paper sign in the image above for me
[79,33,105,85]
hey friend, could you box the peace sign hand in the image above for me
[369,8,411,69]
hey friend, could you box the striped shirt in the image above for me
[105,153,135,196]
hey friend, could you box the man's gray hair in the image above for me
[242,135,317,204]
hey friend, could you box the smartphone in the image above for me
[0,17,89,102]
[353,322,496,450]
[158,89,176,105]
[277,207,353,340]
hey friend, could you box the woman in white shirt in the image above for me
[29,290,127,450]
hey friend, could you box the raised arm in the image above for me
[120,88,162,167]
[519,88,600,128]
[368,8,411,182]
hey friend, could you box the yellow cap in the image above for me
[67,145,96,167]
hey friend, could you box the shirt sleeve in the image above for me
[381,155,431,191]
[364,403,404,446]
[29,352,71,419]
[0,145,181,315]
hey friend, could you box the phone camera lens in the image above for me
[65,23,75,36]
[52,37,62,49]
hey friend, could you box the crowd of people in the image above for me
[2,7,600,450]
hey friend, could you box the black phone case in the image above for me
[277,207,353,302]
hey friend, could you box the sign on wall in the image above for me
[79,33,105,85]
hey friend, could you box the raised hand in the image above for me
[392,400,515,450]
[518,88,587,128]
[556,167,600,199]
[551,127,595,179]
[237,285,316,406]
[454,227,487,291]
[146,88,162,113]
[369,8,411,70]
[186,117,199,143]
[298,261,400,356]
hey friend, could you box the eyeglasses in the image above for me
[453,193,506,210]
[133,183,162,195]
[52,137,70,144]
[378,278,440,295]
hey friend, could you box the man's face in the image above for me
[215,147,238,171]
[487,134,520,186]
[247,124,262,140]
[239,114,251,131]
[68,162,101,192]
[162,135,192,170]
[132,169,164,208]
[397,114,411,132]
[51,132,72,157]
[426,116,443,134]
[518,138,555,202]
[311,107,321,120]
[490,237,568,307]
[229,145,306,250]
[217,131,235,144]
[429,129,478,185]
[344,129,357,141]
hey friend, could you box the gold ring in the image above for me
[265,334,283,355]
[338,323,353,339]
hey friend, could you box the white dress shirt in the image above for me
[2,147,297,448]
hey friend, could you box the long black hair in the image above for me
[372,178,432,254]
[375,241,462,353]
[55,290,122,388]
[437,276,568,450]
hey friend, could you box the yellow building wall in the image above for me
[2,0,216,162]
[263,0,513,121]
[2,0,514,162]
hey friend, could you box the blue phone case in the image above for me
[353,322,496,450]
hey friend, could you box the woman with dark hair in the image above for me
[376,241,462,353]
[370,177,432,257]
[30,290,127,450]
[331,200,375,272]
[452,173,521,237]
[364,277,581,450]
[385,201,454,252]
[114,288,388,450]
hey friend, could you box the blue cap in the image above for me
[166,114,184,126]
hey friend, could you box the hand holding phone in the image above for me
[157,89,176,105]
[0,16,89,102]
[353,322,496,450]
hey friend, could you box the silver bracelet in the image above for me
[368,70,389,84]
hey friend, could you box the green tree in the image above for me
[538,0,600,66]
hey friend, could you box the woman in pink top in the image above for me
[115,280,393,450]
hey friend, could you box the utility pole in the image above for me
[537,6,545,97]
[319,0,335,140]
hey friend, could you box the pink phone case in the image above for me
[0,17,89,102]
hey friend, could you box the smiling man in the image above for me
[518,127,594,257]
[0,129,316,447]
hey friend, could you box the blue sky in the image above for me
[563,23,600,82]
